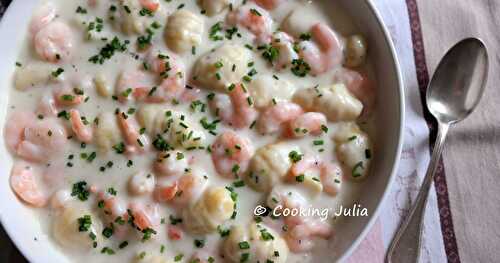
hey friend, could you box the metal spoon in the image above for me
[386,38,489,263]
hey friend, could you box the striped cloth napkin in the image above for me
[0,0,463,262]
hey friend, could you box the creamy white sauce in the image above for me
[5,0,376,262]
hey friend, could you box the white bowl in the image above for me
[0,0,404,262]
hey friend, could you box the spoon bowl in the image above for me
[427,38,489,124]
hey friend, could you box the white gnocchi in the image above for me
[137,106,207,149]
[293,83,363,122]
[193,44,252,91]
[222,223,289,263]
[248,75,295,108]
[333,122,372,179]
[165,10,204,53]
[344,35,368,68]
[245,143,301,192]
[95,112,122,152]
[52,205,102,251]
[183,186,235,234]
[14,62,52,90]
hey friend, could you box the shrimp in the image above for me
[37,94,58,117]
[289,156,342,196]
[226,4,273,43]
[211,131,254,178]
[271,188,333,252]
[5,112,67,162]
[154,151,189,177]
[298,23,343,75]
[285,220,333,253]
[134,53,187,103]
[29,1,56,35]
[154,173,208,205]
[69,109,93,143]
[117,112,150,154]
[129,202,161,231]
[287,112,327,138]
[254,0,284,10]
[53,86,84,107]
[98,191,128,219]
[10,162,47,207]
[34,21,74,63]
[115,69,151,103]
[209,83,258,129]
[139,0,160,12]
[257,101,303,134]
[168,225,183,240]
[270,32,299,70]
[332,68,375,115]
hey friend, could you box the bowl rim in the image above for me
[0,0,405,262]
[337,1,405,261]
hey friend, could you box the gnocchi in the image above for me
[165,10,204,53]
[192,44,252,91]
[293,83,363,122]
[344,35,368,68]
[222,223,289,263]
[248,75,295,108]
[183,186,235,234]
[333,122,373,180]
[52,205,102,251]
[14,62,52,90]
[245,143,300,192]
[95,112,123,152]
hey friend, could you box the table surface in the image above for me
[1,0,499,262]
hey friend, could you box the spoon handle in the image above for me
[386,122,450,263]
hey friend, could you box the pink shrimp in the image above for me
[270,32,299,69]
[210,84,258,129]
[135,53,187,103]
[53,86,84,107]
[253,0,284,10]
[154,173,208,205]
[168,225,183,240]
[98,191,128,219]
[37,94,58,117]
[154,182,178,202]
[287,112,327,137]
[257,101,303,134]
[10,162,47,207]
[117,112,150,154]
[115,69,151,103]
[5,112,67,162]
[298,23,343,75]
[285,220,333,253]
[332,68,376,115]
[139,0,160,12]
[129,202,161,231]
[69,109,93,143]
[29,1,56,35]
[211,131,254,178]
[289,156,342,196]
[226,4,273,43]
[34,21,74,63]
